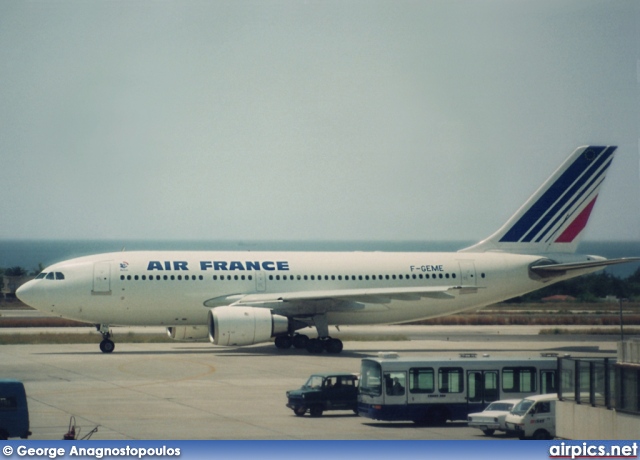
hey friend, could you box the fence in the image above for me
[558,356,640,415]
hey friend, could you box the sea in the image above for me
[1,239,639,278]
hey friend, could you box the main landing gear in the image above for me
[274,314,344,354]
[96,324,115,353]
[274,334,344,354]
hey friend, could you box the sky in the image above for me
[1,0,639,242]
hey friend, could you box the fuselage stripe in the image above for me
[527,157,610,243]
[536,173,606,244]
[553,196,598,243]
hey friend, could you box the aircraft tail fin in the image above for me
[461,145,617,254]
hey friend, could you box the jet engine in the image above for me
[208,306,289,346]
[166,326,209,341]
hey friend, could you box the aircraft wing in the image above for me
[204,285,477,316]
[530,257,640,276]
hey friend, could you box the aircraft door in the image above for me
[458,260,477,286]
[255,271,266,292]
[92,261,111,295]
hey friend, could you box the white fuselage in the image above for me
[16,250,597,327]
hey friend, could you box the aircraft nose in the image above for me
[16,281,40,308]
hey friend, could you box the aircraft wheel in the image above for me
[275,336,293,349]
[306,339,324,354]
[292,334,309,349]
[99,339,115,353]
[325,338,343,354]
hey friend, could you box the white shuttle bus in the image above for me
[358,355,557,424]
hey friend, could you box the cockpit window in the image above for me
[45,272,55,280]
[41,272,65,280]
[36,273,47,279]
[55,272,65,280]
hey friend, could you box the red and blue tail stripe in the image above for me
[500,146,615,244]
[462,145,617,254]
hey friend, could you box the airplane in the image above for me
[16,145,639,354]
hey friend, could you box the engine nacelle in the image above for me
[208,306,289,346]
[166,326,210,341]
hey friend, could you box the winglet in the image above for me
[461,146,617,254]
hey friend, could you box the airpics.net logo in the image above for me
[549,442,638,459]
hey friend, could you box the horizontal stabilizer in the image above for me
[531,257,640,275]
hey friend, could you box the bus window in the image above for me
[0,396,17,410]
[360,360,382,396]
[541,370,557,394]
[485,371,499,401]
[409,368,434,394]
[384,372,406,396]
[503,367,536,393]
[438,367,463,393]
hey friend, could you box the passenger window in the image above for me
[503,367,537,393]
[438,367,463,393]
[409,368,434,393]
[0,396,17,409]
[341,376,356,387]
[533,402,550,414]
[384,372,406,396]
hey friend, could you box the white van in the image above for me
[504,394,557,440]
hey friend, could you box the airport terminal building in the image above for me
[557,339,640,439]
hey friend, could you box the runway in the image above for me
[0,325,618,440]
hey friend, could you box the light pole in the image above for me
[619,297,627,342]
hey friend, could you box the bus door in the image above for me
[383,371,407,414]
[467,370,499,413]
[541,369,558,394]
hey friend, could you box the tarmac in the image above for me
[0,324,619,440]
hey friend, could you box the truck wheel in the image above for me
[532,429,550,440]
[309,405,324,417]
[294,406,306,416]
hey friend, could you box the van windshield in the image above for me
[511,399,534,416]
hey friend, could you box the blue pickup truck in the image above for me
[286,372,359,417]
[0,380,30,439]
